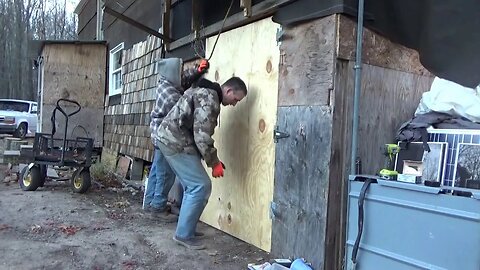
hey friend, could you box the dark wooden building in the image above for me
[75,1,434,269]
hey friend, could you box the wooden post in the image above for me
[163,0,171,50]
[191,0,200,39]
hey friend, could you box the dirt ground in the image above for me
[0,170,270,270]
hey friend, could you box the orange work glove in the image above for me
[212,161,225,178]
[197,59,210,74]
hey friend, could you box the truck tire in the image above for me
[14,123,27,139]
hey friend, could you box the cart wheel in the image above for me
[38,165,47,187]
[19,165,42,191]
[71,168,91,193]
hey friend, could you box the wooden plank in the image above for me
[336,15,431,76]
[116,156,131,177]
[163,0,172,50]
[324,59,354,270]
[168,0,294,50]
[103,6,172,42]
[191,0,200,37]
[277,15,336,106]
[201,17,280,251]
[271,105,332,270]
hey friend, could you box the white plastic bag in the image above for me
[415,77,480,122]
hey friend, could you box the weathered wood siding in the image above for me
[277,15,336,106]
[77,0,97,40]
[324,15,435,270]
[272,105,332,268]
[103,36,163,161]
[272,15,336,270]
[41,43,106,147]
[336,15,431,76]
[329,15,434,191]
[327,60,433,270]
[334,62,434,174]
[271,14,434,270]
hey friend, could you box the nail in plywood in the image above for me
[202,17,279,251]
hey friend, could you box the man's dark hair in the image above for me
[222,77,247,95]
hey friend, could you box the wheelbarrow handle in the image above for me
[56,98,81,117]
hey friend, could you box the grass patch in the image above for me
[90,162,122,188]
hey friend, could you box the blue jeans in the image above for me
[143,148,175,210]
[158,143,212,239]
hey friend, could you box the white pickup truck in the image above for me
[0,99,38,139]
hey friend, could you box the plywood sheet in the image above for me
[42,43,106,108]
[336,15,431,76]
[41,43,106,147]
[202,17,280,251]
[337,61,434,176]
[271,105,332,270]
[277,15,336,106]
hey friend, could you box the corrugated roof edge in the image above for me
[35,40,107,56]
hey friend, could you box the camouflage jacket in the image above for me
[149,67,199,148]
[157,79,222,167]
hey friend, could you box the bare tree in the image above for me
[457,144,480,181]
[0,0,77,100]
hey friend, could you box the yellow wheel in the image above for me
[23,173,32,187]
[71,168,91,193]
[19,165,41,191]
[73,176,83,189]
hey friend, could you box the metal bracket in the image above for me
[274,126,290,143]
[240,0,252,17]
[276,27,285,46]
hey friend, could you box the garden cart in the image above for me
[19,99,94,193]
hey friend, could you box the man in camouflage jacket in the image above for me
[156,75,247,250]
[144,58,208,222]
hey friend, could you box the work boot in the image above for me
[168,203,181,215]
[151,207,178,223]
[173,235,205,250]
[143,205,154,213]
